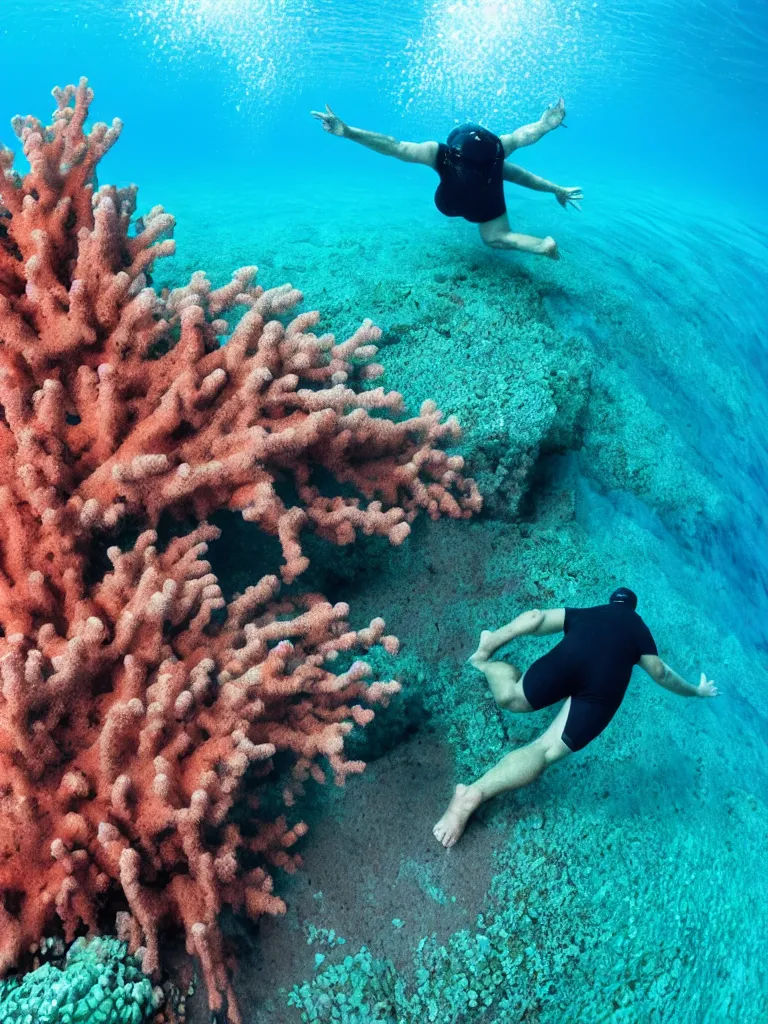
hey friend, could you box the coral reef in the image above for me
[0,936,155,1024]
[0,79,479,1022]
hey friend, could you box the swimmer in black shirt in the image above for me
[433,587,719,848]
[311,99,582,260]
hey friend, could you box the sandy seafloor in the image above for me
[146,172,768,1023]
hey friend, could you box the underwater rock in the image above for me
[0,936,154,1024]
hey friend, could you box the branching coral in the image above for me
[0,79,480,1021]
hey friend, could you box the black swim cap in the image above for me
[609,587,638,610]
[447,124,503,165]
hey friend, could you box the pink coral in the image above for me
[0,79,480,1020]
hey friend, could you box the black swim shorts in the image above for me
[522,650,623,752]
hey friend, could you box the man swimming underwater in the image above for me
[433,588,719,848]
[310,98,582,259]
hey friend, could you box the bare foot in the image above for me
[467,630,494,667]
[542,236,559,260]
[433,784,483,848]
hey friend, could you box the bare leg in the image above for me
[469,609,545,661]
[479,212,559,260]
[467,610,544,710]
[433,699,572,848]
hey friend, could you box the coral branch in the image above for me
[0,79,480,1020]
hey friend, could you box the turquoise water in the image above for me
[1,1,767,1022]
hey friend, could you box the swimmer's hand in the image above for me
[541,97,566,130]
[696,673,719,698]
[311,104,347,137]
[555,186,583,210]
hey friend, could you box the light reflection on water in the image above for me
[2,0,765,118]
[125,0,768,115]
[397,0,597,122]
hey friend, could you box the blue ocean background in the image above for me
[2,0,767,204]
[2,1,768,1021]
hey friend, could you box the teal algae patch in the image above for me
[0,937,155,1024]
[395,859,452,906]
[306,924,347,949]
[287,800,768,1023]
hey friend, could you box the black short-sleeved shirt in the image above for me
[559,604,658,705]
[433,141,506,224]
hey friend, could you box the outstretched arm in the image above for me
[503,163,583,209]
[311,104,438,167]
[500,98,566,157]
[639,655,719,698]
